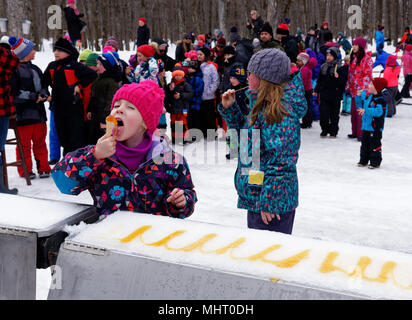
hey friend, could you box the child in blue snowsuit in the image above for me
[219,49,307,235]
[356,78,388,169]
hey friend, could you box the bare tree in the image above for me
[218,0,227,37]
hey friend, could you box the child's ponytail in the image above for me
[250,79,289,126]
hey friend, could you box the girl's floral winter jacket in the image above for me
[346,52,373,98]
[52,136,197,218]
[129,57,159,84]
[218,73,307,215]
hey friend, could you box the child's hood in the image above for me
[307,57,318,70]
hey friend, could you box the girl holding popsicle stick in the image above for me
[52,81,197,218]
[219,49,307,235]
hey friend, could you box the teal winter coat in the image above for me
[218,73,307,215]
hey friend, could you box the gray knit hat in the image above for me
[229,26,242,44]
[247,48,291,84]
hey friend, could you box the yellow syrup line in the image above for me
[119,226,412,291]
[319,252,412,290]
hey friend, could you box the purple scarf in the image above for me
[115,131,153,171]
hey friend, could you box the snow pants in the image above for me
[351,97,363,139]
[170,113,188,144]
[54,108,85,156]
[0,116,9,166]
[319,95,341,136]
[342,93,351,114]
[16,123,51,176]
[199,99,217,140]
[401,74,412,98]
[360,130,383,167]
[49,110,61,161]
[247,210,296,235]
[301,90,313,128]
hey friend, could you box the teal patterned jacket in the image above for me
[218,73,307,215]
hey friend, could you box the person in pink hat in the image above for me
[52,81,197,218]
[345,37,373,141]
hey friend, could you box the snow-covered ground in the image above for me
[2,42,412,299]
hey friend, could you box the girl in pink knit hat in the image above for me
[52,81,197,218]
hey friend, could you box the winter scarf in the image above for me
[115,131,153,171]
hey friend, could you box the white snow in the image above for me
[2,42,412,300]
[0,194,88,230]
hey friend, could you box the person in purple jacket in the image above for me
[52,81,197,218]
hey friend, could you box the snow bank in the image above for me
[69,212,412,300]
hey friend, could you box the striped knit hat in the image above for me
[98,51,119,70]
[8,37,35,59]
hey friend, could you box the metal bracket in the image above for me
[0,226,35,237]
[63,241,107,256]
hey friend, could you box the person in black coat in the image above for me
[246,10,264,40]
[63,2,85,45]
[152,37,176,72]
[305,25,320,53]
[44,38,97,155]
[175,34,194,63]
[229,27,254,68]
[165,67,193,145]
[136,18,150,48]
[219,46,244,94]
[276,24,299,63]
[314,47,348,138]
[318,21,331,48]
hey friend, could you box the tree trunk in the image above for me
[6,0,28,38]
[218,0,227,37]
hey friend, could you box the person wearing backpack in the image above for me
[337,32,352,56]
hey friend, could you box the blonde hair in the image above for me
[251,10,258,15]
[250,79,289,126]
[149,42,158,51]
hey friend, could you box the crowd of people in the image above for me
[1,2,412,235]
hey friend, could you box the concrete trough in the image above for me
[0,194,97,300]
[47,212,412,300]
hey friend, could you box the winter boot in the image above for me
[0,164,18,195]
